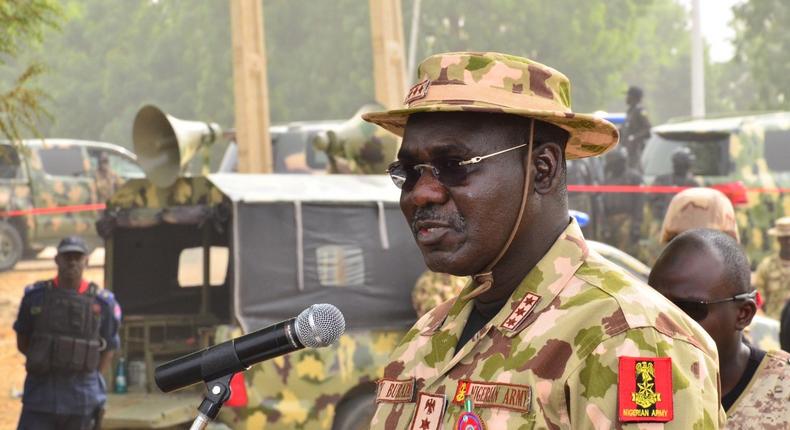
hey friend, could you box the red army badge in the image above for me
[618,356,673,423]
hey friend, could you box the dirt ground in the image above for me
[0,249,104,430]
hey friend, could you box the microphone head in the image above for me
[295,304,346,348]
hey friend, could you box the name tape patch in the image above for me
[618,356,673,423]
[409,392,446,430]
[453,380,531,413]
[376,378,415,403]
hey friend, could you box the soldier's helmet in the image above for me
[671,148,695,168]
[626,85,643,102]
[660,188,739,244]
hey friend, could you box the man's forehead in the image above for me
[400,112,516,157]
[651,250,725,298]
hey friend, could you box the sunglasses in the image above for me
[386,143,527,190]
[671,290,757,322]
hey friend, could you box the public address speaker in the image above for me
[132,105,221,188]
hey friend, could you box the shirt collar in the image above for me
[53,276,90,294]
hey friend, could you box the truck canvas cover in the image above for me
[208,174,426,332]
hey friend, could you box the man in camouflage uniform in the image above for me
[650,229,790,427]
[601,148,643,256]
[364,52,723,429]
[649,148,700,221]
[621,85,651,171]
[754,216,790,319]
[94,152,121,202]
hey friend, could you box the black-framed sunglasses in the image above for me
[671,290,757,322]
[385,143,527,189]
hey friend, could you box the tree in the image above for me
[732,0,790,110]
[0,0,60,140]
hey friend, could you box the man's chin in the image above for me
[421,250,480,276]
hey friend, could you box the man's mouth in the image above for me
[414,220,452,246]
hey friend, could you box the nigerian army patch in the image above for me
[618,357,673,423]
[452,380,531,413]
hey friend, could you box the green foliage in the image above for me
[732,0,790,110]
[0,0,60,141]
[7,0,719,144]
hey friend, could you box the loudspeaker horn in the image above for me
[132,105,221,188]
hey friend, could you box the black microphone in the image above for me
[154,304,345,393]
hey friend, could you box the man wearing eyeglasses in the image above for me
[364,52,724,429]
[650,228,790,427]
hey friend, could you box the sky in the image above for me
[677,0,743,63]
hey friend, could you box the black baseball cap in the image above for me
[57,236,89,255]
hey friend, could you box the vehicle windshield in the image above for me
[642,132,731,178]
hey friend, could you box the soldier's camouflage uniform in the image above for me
[371,220,725,429]
[94,170,122,202]
[412,271,468,318]
[726,349,790,427]
[754,255,790,319]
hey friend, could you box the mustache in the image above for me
[411,206,465,233]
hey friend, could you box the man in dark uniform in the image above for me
[601,148,643,256]
[622,85,651,171]
[650,148,700,220]
[14,236,121,430]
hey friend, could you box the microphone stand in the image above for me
[190,374,233,430]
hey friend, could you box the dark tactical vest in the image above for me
[26,281,103,374]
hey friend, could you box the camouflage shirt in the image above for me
[754,254,790,319]
[372,220,724,429]
[726,350,790,428]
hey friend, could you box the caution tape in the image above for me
[0,203,106,218]
[568,184,790,194]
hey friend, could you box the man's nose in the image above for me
[407,168,449,207]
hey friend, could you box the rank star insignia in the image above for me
[501,293,541,331]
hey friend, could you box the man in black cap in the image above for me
[622,85,652,171]
[14,236,122,430]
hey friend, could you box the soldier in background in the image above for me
[14,236,121,430]
[755,216,790,318]
[621,85,651,171]
[649,148,700,220]
[94,152,121,202]
[411,271,467,317]
[601,148,643,256]
[658,187,780,351]
[650,229,790,427]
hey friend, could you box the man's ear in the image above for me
[532,142,563,195]
[735,299,758,331]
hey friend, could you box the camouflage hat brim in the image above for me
[363,105,619,160]
[767,227,790,237]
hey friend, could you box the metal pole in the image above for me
[406,0,422,82]
[691,0,705,118]
[201,224,211,315]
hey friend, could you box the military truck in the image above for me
[100,174,425,429]
[0,139,144,270]
[640,112,790,264]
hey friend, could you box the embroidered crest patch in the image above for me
[452,380,531,413]
[409,392,446,430]
[404,79,431,105]
[376,378,415,403]
[500,293,541,331]
[618,356,673,422]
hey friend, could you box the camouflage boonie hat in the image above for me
[660,187,739,244]
[362,51,619,159]
[768,217,790,237]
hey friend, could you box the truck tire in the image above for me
[332,391,376,430]
[0,221,22,271]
